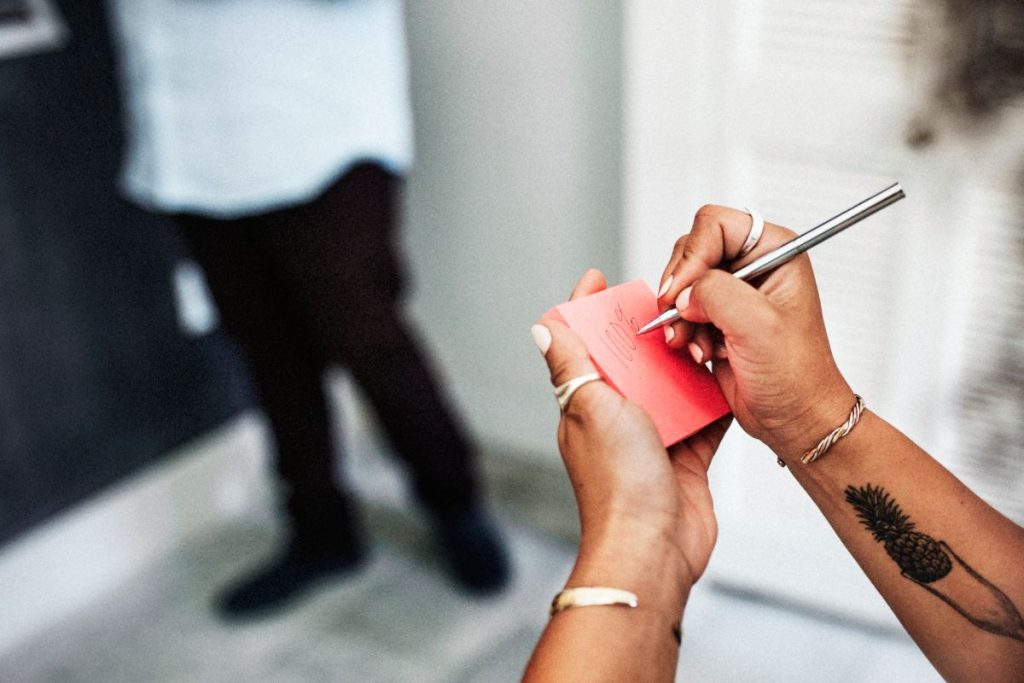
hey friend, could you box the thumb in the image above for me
[680,270,779,345]
[531,319,601,388]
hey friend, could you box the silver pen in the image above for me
[636,182,906,335]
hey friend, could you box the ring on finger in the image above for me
[554,372,603,413]
[737,207,765,258]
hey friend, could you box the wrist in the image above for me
[769,380,856,464]
[571,516,693,616]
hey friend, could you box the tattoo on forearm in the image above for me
[844,484,1024,643]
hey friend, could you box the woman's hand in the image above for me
[526,268,733,682]
[655,205,855,462]
[532,269,730,586]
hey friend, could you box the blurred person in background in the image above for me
[108,0,508,617]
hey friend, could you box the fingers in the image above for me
[570,268,607,301]
[532,318,601,390]
[664,316,694,351]
[659,243,694,350]
[688,325,716,365]
[680,269,780,346]
[657,239,686,299]
[670,415,733,471]
[529,269,612,414]
[657,205,794,308]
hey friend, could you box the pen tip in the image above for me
[637,308,680,335]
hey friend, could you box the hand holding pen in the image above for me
[640,183,904,336]
[647,185,902,461]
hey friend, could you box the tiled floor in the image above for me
[0,506,941,682]
[0,503,571,683]
[0,417,943,682]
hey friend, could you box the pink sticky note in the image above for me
[545,280,730,446]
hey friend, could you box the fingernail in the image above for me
[688,342,703,364]
[530,324,552,356]
[676,286,692,311]
[664,326,675,343]
[657,275,673,298]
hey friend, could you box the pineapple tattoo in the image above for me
[845,484,1024,642]
[845,484,952,582]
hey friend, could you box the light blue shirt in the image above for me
[110,0,414,218]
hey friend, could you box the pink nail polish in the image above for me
[657,275,673,298]
[665,326,675,343]
[676,286,692,311]
[688,342,703,364]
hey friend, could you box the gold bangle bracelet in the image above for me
[801,395,865,464]
[777,395,866,468]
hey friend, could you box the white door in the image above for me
[623,0,1024,626]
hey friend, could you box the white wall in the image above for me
[0,1,628,652]
[402,1,624,458]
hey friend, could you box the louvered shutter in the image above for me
[624,0,1024,625]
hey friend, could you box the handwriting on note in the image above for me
[544,280,731,446]
[601,302,640,370]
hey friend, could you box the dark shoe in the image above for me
[433,508,510,595]
[216,538,366,619]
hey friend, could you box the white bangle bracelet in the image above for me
[549,586,638,616]
[549,586,682,645]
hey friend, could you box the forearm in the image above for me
[523,519,690,682]
[782,410,1024,681]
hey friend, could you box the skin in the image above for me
[523,270,730,683]
[524,206,1024,682]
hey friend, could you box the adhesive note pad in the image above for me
[545,280,730,446]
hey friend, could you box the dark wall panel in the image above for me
[0,2,251,545]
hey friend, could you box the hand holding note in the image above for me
[531,268,730,597]
[544,278,730,446]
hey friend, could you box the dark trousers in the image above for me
[177,163,479,545]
